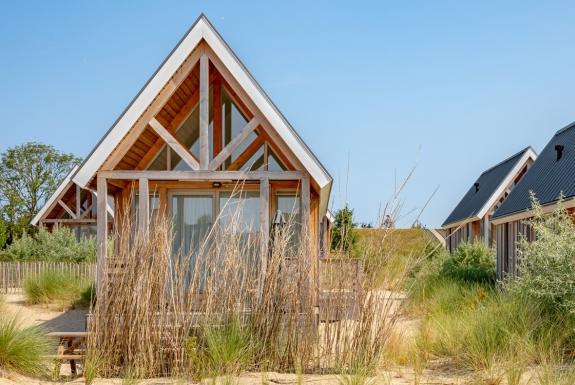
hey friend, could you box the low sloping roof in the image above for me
[493,122,575,219]
[71,14,332,215]
[442,147,536,227]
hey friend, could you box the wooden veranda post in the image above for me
[258,177,270,299]
[139,177,149,234]
[300,175,311,311]
[96,176,108,294]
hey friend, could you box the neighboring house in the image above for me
[442,147,537,253]
[32,15,333,294]
[492,122,575,278]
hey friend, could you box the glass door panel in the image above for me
[171,195,214,273]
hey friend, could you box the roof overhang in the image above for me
[441,215,480,230]
[71,15,332,216]
[491,196,575,225]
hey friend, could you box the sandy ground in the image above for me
[2,293,87,331]
[0,293,476,385]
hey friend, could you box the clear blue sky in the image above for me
[1,1,574,227]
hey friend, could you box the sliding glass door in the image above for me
[171,194,214,270]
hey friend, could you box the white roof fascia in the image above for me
[476,148,537,220]
[72,15,332,215]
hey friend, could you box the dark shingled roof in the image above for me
[443,147,533,227]
[493,122,575,219]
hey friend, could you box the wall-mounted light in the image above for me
[212,181,222,188]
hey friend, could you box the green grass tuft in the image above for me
[0,315,51,375]
[23,270,94,309]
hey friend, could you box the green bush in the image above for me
[23,270,94,309]
[331,206,359,254]
[512,197,575,316]
[0,227,95,262]
[0,315,51,375]
[440,241,496,284]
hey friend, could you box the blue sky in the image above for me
[1,1,574,227]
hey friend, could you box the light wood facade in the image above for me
[32,16,333,309]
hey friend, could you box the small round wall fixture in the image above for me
[212,181,222,188]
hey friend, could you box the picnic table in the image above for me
[46,331,89,377]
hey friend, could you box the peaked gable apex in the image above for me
[72,14,332,214]
[442,146,537,228]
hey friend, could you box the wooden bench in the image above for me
[46,331,89,377]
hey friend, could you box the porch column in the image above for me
[138,177,149,234]
[300,175,311,311]
[258,177,270,299]
[96,176,108,294]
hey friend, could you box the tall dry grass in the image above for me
[86,184,410,379]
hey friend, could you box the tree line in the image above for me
[0,142,80,248]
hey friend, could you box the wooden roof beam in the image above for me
[149,118,200,170]
[209,117,259,171]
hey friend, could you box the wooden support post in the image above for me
[75,184,81,219]
[258,177,270,300]
[300,175,311,312]
[138,177,149,234]
[199,54,209,169]
[96,176,108,295]
[213,77,222,160]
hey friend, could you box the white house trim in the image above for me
[72,14,332,215]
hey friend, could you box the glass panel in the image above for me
[274,194,301,256]
[240,147,265,172]
[267,147,287,171]
[220,88,254,169]
[147,147,168,170]
[172,195,213,287]
[219,191,261,283]
[172,106,200,170]
[219,191,260,235]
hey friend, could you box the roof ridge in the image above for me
[554,120,575,136]
[479,146,534,176]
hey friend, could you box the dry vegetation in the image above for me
[85,189,410,382]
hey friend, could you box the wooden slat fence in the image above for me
[0,262,96,294]
[319,257,363,321]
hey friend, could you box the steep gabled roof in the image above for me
[71,14,332,214]
[493,122,575,220]
[442,147,536,228]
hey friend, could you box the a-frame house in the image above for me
[33,15,333,296]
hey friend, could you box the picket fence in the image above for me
[0,261,96,294]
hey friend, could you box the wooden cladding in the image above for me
[495,219,535,279]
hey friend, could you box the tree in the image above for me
[0,142,80,239]
[330,205,359,254]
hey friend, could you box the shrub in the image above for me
[331,206,359,254]
[512,197,575,316]
[0,227,95,262]
[440,241,496,284]
[23,270,93,309]
[0,315,51,375]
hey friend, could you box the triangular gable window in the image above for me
[267,146,287,171]
[240,147,265,172]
